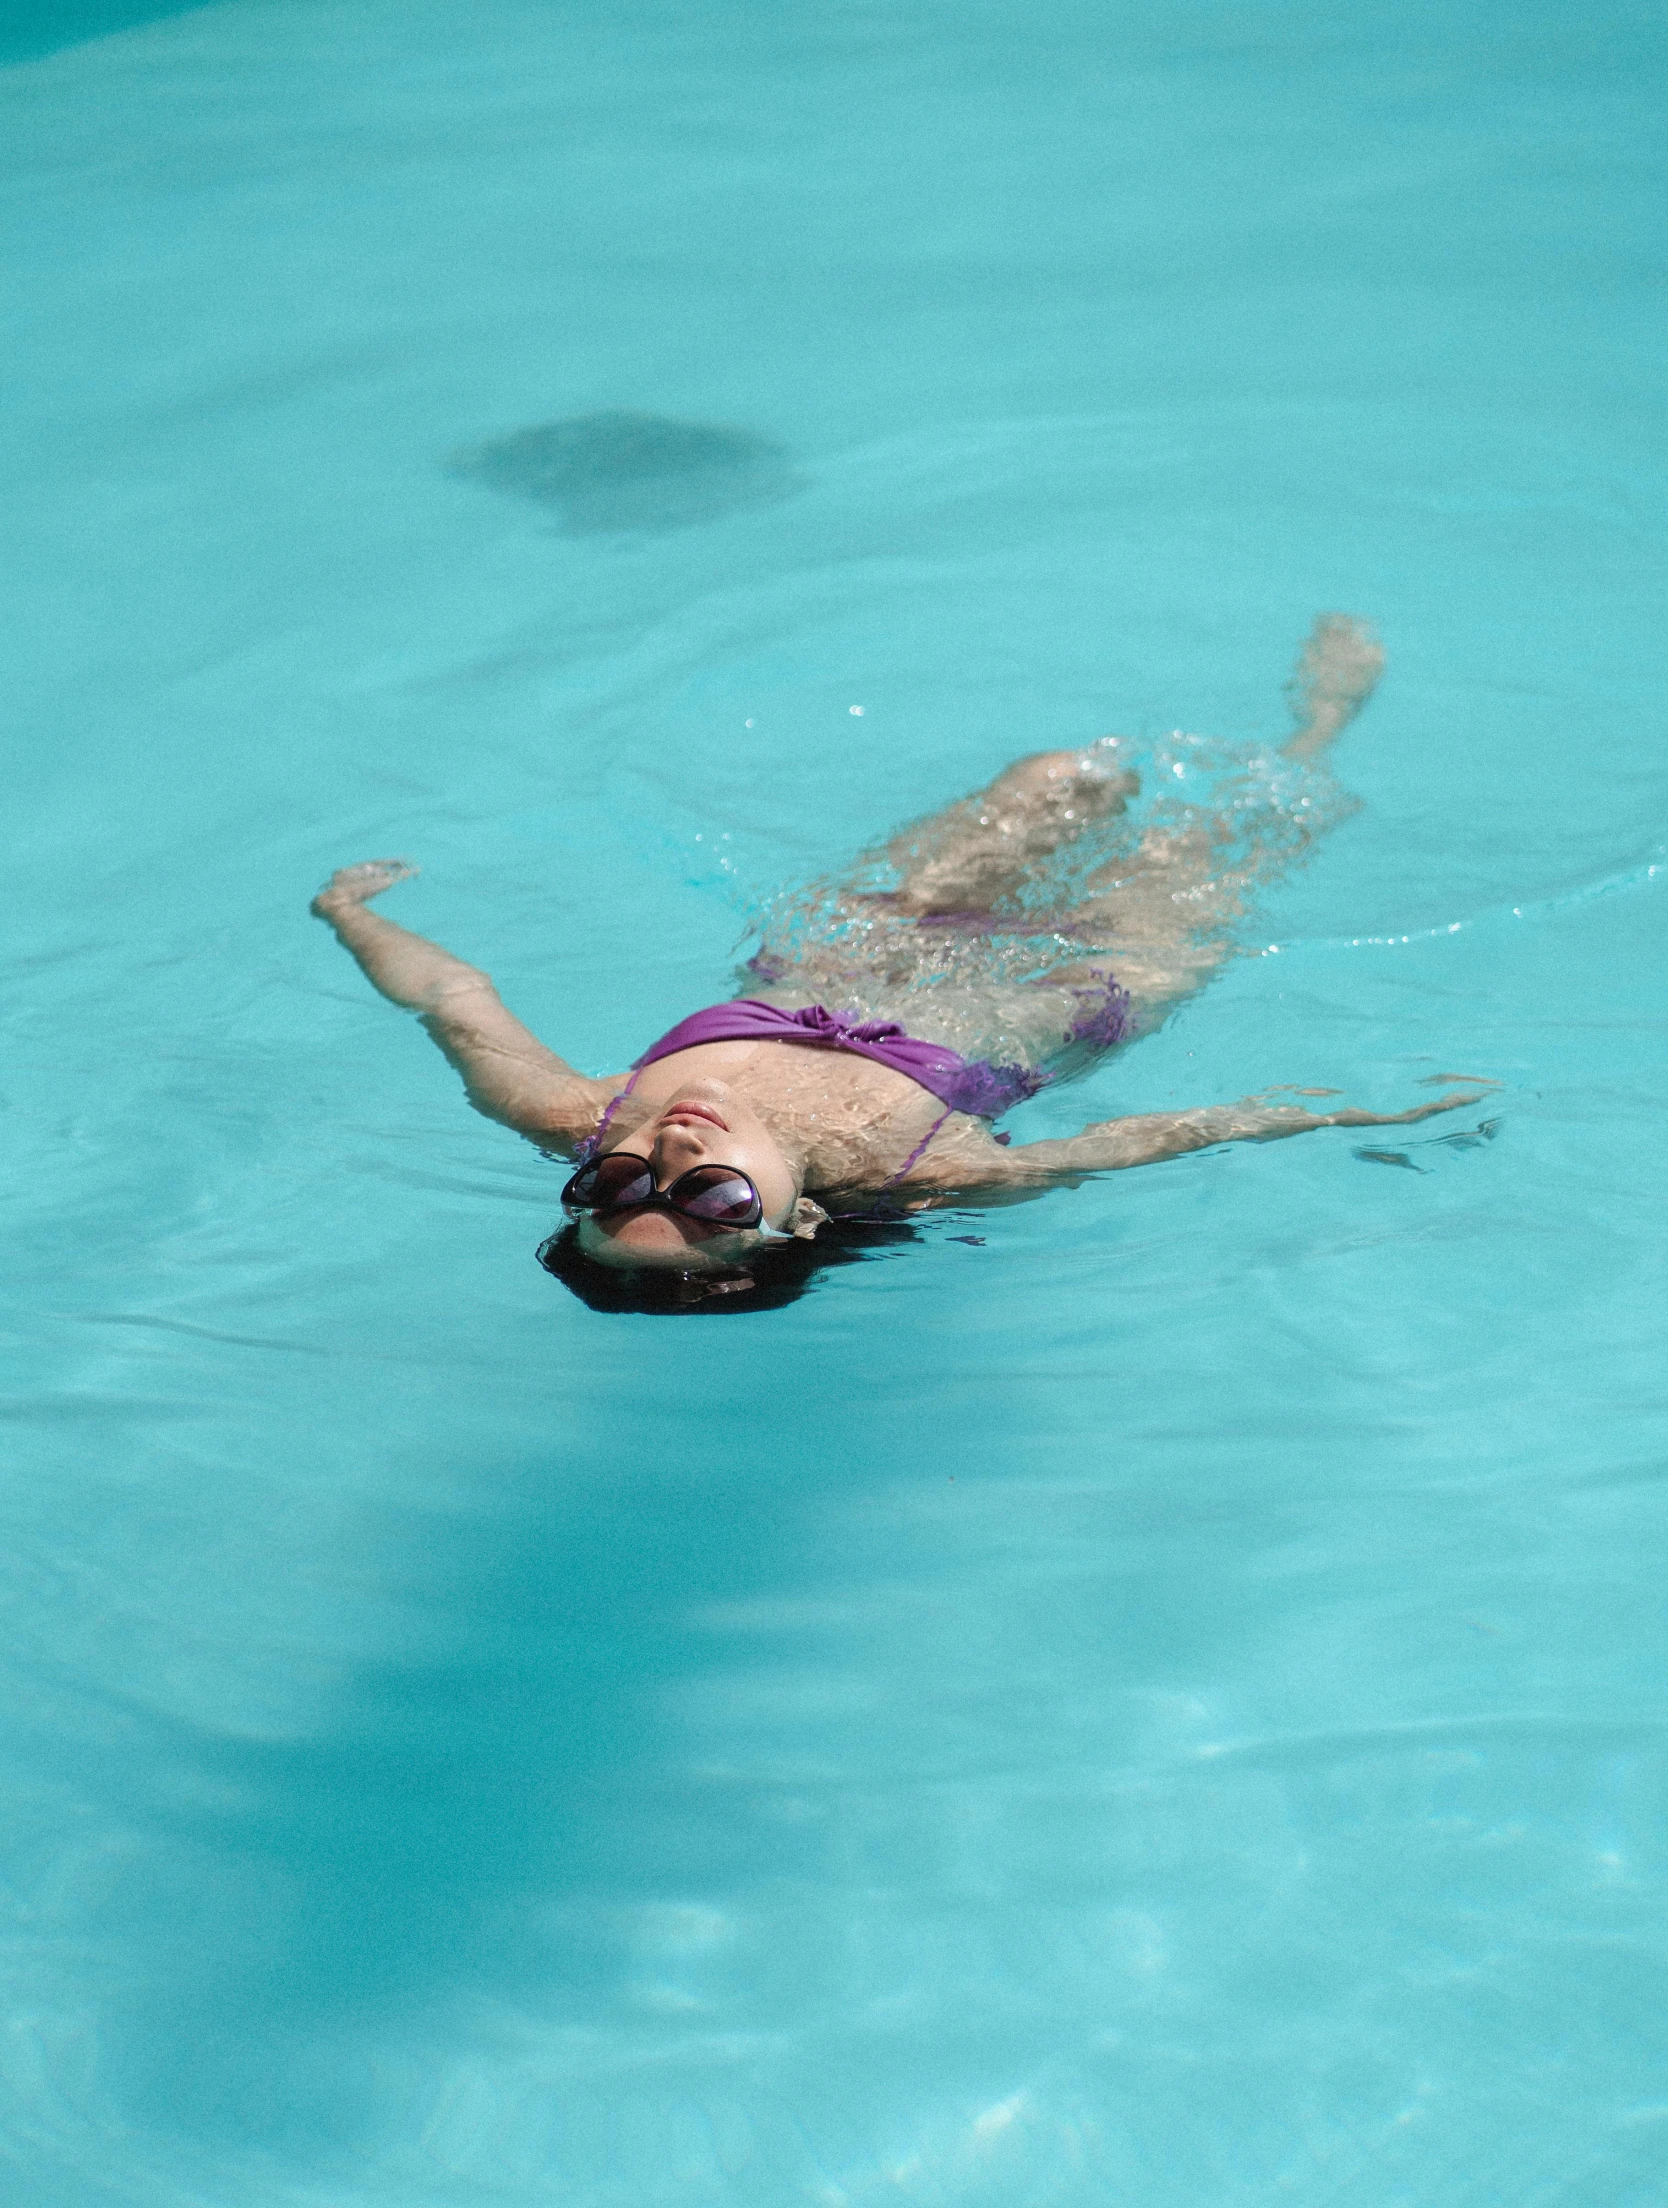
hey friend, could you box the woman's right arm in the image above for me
[311,863,615,1153]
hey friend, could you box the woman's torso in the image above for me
[584,1035,987,1197]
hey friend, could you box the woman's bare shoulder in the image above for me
[517,1072,630,1157]
[822,1113,1017,1204]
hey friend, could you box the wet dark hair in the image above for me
[536,1212,922,1315]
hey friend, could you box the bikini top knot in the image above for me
[786,1005,908,1047]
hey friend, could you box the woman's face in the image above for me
[574,1078,804,1274]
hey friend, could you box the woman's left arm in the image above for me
[311,863,613,1151]
[1018,1090,1489,1174]
[897,1088,1490,1200]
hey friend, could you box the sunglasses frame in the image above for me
[561,1151,767,1232]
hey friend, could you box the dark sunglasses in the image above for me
[561,1151,766,1231]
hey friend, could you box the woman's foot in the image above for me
[1284,614,1384,758]
[310,859,418,919]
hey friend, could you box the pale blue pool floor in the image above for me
[2,2,1665,2202]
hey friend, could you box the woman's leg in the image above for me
[746,614,1381,1059]
[742,747,1138,1040]
[1063,614,1383,1029]
[1284,611,1386,759]
[871,612,1378,920]
[877,747,1138,916]
[742,747,1137,1043]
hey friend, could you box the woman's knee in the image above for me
[987,749,1137,815]
[995,749,1096,795]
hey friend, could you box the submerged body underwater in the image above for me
[316,615,1489,1312]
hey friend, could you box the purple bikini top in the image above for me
[575,1000,1040,1184]
[634,1000,1044,1118]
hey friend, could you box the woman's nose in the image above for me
[652,1124,709,1176]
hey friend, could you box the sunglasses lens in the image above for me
[675,1167,762,1226]
[566,1154,762,1229]
[568,1154,655,1209]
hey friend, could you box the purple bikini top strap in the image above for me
[881,1105,954,1188]
[574,1064,645,1164]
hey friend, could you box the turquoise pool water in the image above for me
[4,2,1665,2200]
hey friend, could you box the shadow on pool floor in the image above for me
[447,409,805,535]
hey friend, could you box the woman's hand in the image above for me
[1307,1088,1491,1130]
[310,860,418,919]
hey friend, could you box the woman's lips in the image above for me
[659,1100,729,1132]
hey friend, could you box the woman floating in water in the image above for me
[313,616,1483,1311]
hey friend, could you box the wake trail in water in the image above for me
[1261,843,1666,959]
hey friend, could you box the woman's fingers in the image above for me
[1320,1091,1488,1129]
[1411,1090,1488,1118]
[1368,1091,1488,1125]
